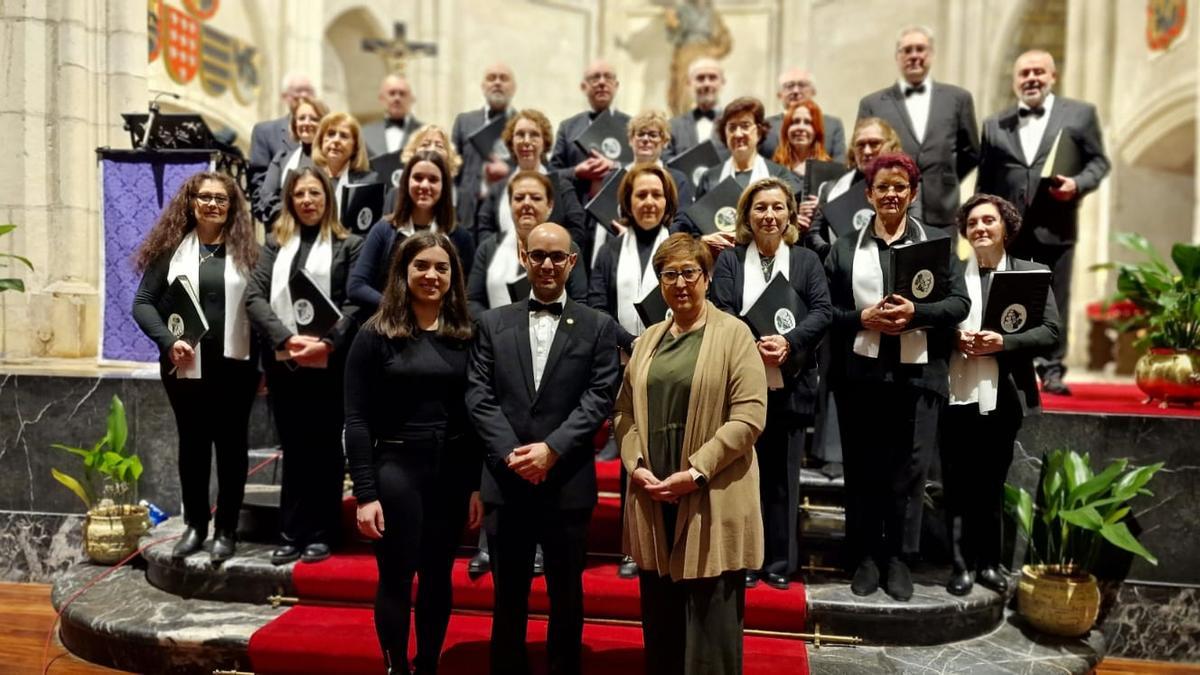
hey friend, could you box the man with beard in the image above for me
[665,57,729,161]
[976,49,1110,395]
[760,67,846,162]
[452,63,518,233]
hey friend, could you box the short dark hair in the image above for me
[956,193,1023,243]
[864,152,921,188]
[617,163,679,229]
[652,232,714,278]
[716,96,770,148]
[505,170,555,205]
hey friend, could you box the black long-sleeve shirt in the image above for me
[132,246,230,362]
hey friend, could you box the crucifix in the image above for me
[362,22,438,74]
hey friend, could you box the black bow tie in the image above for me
[693,108,717,121]
[1019,106,1045,118]
[528,299,564,316]
[903,84,926,97]
[588,109,606,121]
[385,116,406,128]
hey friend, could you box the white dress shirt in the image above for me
[528,291,567,390]
[695,117,714,144]
[385,121,406,154]
[1018,93,1055,166]
[899,77,932,145]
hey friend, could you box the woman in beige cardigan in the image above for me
[615,232,768,674]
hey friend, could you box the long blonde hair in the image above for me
[272,166,351,245]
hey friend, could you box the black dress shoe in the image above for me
[1042,374,1072,395]
[745,570,760,588]
[850,558,879,596]
[210,530,237,564]
[618,555,638,579]
[764,572,790,590]
[270,544,301,565]
[468,549,491,574]
[977,566,1009,594]
[885,557,913,601]
[946,567,974,596]
[532,546,545,576]
[171,526,206,559]
[301,542,331,563]
[820,461,845,480]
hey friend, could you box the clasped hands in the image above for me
[507,442,559,484]
[286,334,331,367]
[758,334,790,368]
[574,149,617,181]
[957,329,1004,357]
[631,466,699,504]
[860,294,916,336]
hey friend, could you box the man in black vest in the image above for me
[452,63,518,233]
[466,222,619,675]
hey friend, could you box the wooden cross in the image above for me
[361,22,438,75]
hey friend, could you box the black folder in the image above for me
[584,168,626,232]
[634,286,670,327]
[888,238,950,303]
[162,275,209,345]
[667,139,722,189]
[369,152,404,190]
[468,114,509,160]
[683,177,743,236]
[507,276,531,303]
[341,182,385,233]
[804,160,847,200]
[288,268,343,337]
[573,113,632,165]
[982,269,1052,334]
[1040,129,1083,181]
[816,178,872,240]
[743,273,807,339]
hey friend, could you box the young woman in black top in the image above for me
[345,231,483,675]
[132,171,260,563]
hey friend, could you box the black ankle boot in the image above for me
[171,526,206,559]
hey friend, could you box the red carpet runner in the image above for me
[249,459,810,673]
[1041,381,1200,418]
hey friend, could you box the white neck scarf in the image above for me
[281,147,304,188]
[742,239,791,389]
[498,164,548,235]
[825,169,857,203]
[948,253,1007,412]
[166,231,250,379]
[269,228,334,337]
[615,226,668,335]
[485,230,523,309]
[851,218,928,364]
[720,153,769,184]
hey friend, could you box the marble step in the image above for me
[142,518,294,603]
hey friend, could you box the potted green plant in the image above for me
[51,394,150,564]
[1005,448,1162,637]
[0,224,34,292]
[1092,233,1200,405]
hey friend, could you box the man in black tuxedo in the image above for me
[976,50,1110,394]
[248,72,314,212]
[361,73,424,157]
[761,67,846,162]
[452,63,518,232]
[466,222,620,675]
[549,59,631,202]
[857,26,979,230]
[665,57,728,160]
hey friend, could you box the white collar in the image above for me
[1018,92,1055,113]
[528,290,567,307]
[897,76,932,92]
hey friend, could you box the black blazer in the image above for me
[452,107,515,232]
[671,159,801,236]
[548,109,632,176]
[710,244,833,416]
[760,112,847,165]
[975,97,1110,246]
[823,218,969,397]
[249,115,294,208]
[361,114,424,158]
[467,232,589,318]
[245,232,364,357]
[989,257,1062,415]
[254,146,313,227]
[857,81,980,227]
[584,229,666,353]
[665,107,729,160]
[475,173,586,245]
[465,299,620,509]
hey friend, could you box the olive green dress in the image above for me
[645,326,706,548]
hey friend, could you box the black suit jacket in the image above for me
[976,97,1110,246]
[549,108,632,209]
[466,299,620,509]
[249,115,294,212]
[760,112,847,165]
[361,114,424,158]
[857,82,980,227]
[452,107,515,232]
[665,107,729,160]
[254,146,313,227]
[990,257,1062,415]
[467,233,590,318]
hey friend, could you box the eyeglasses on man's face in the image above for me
[659,267,703,285]
[526,250,572,267]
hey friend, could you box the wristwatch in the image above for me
[689,467,707,488]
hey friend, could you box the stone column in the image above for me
[0,1,148,359]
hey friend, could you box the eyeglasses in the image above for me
[585,72,617,84]
[194,193,230,206]
[871,183,911,195]
[634,130,662,140]
[526,250,571,266]
[659,267,703,285]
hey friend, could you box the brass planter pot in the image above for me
[1017,565,1100,637]
[83,504,150,565]
[1135,348,1200,406]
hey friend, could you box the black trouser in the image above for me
[372,434,473,674]
[756,395,807,576]
[485,503,591,675]
[160,350,258,533]
[265,359,345,547]
[810,336,843,463]
[939,399,1022,572]
[638,569,746,675]
[1012,239,1073,377]
[836,382,940,562]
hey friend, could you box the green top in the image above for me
[645,325,705,546]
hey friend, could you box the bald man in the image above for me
[466,222,619,675]
[549,60,632,195]
[361,73,424,157]
[665,57,730,160]
[760,67,846,162]
[452,63,518,231]
[249,72,315,212]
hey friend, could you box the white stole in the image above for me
[741,240,791,389]
[281,147,304,188]
[948,254,1006,413]
[333,172,349,218]
[719,154,770,184]
[825,169,856,203]
[166,231,250,379]
[497,164,548,235]
[850,219,929,364]
[485,231,523,309]
[615,227,668,335]
[269,229,334,339]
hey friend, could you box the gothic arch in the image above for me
[323,6,390,121]
[984,0,1067,114]
[1117,80,1196,172]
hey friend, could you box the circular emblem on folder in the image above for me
[853,209,873,230]
[911,269,935,299]
[773,308,796,335]
[1001,303,1028,333]
[390,168,403,188]
[493,139,511,161]
[166,313,185,338]
[600,137,622,160]
[293,299,315,326]
[714,206,737,233]
[692,165,708,187]
[357,207,373,231]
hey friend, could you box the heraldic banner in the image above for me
[99,150,213,363]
